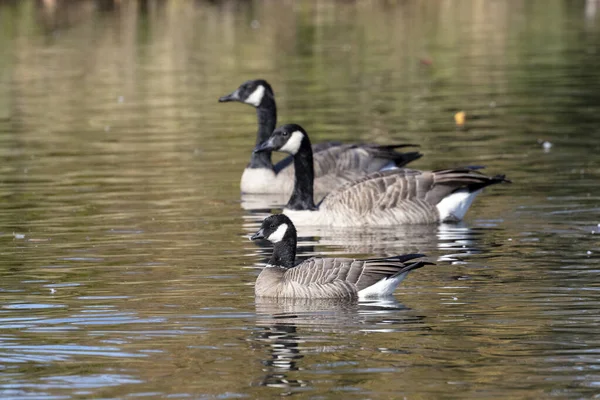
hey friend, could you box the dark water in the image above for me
[0,0,599,398]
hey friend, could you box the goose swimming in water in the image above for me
[253,124,511,227]
[251,214,431,299]
[219,79,422,195]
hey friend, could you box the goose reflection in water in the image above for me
[244,213,488,263]
[250,297,427,392]
[241,192,297,213]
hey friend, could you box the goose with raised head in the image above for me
[254,124,511,226]
[250,214,431,299]
[219,79,422,195]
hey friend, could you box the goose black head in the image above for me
[253,124,308,156]
[218,79,274,107]
[251,214,297,244]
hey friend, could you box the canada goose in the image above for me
[250,214,431,299]
[219,79,422,195]
[254,124,511,226]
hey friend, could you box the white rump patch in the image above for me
[267,223,288,243]
[245,85,265,106]
[436,189,481,222]
[279,131,304,155]
[358,273,408,299]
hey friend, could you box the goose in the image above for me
[254,124,511,226]
[219,79,422,195]
[250,214,431,299]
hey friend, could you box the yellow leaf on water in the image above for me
[454,111,466,126]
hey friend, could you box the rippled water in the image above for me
[0,0,599,398]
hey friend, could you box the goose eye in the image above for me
[282,131,289,137]
[270,223,276,228]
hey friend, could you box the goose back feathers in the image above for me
[254,124,511,226]
[219,79,422,195]
[251,214,431,299]
[318,168,509,225]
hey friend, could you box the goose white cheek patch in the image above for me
[245,85,265,106]
[279,131,304,154]
[267,223,288,243]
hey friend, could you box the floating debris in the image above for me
[454,111,466,127]
[537,139,553,152]
[13,232,25,239]
[542,141,552,151]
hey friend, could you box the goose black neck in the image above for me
[286,136,317,211]
[269,235,296,268]
[248,97,277,169]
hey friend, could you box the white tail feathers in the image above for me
[436,189,482,222]
[358,272,409,299]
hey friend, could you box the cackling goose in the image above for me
[219,79,422,195]
[254,124,511,226]
[250,214,431,299]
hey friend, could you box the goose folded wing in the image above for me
[321,169,435,211]
[321,167,507,210]
[313,144,420,179]
[283,257,364,286]
[425,168,511,205]
[354,262,413,291]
